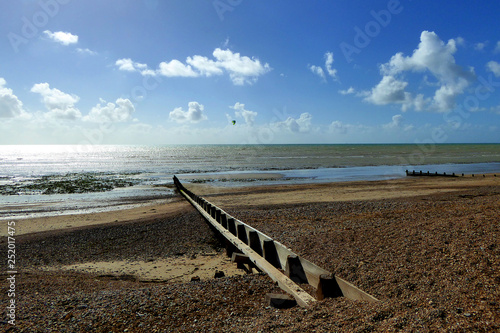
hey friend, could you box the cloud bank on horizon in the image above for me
[1,1,499,144]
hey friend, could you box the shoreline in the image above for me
[6,173,498,237]
[2,161,499,223]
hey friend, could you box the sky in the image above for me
[1,0,500,145]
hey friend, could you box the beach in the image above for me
[3,174,500,331]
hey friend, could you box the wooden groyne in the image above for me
[406,170,498,178]
[173,176,378,308]
[406,170,458,177]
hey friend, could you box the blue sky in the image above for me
[1,0,499,144]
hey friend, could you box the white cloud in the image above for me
[474,42,487,51]
[367,31,475,112]
[309,52,338,82]
[158,60,198,77]
[454,37,466,47]
[413,94,430,111]
[77,48,97,56]
[432,78,470,111]
[364,75,410,106]
[308,65,325,81]
[324,52,338,80]
[329,120,351,134]
[115,58,148,73]
[169,102,207,123]
[84,98,135,123]
[30,83,81,120]
[43,30,78,46]
[487,61,500,77]
[212,48,271,85]
[231,102,257,126]
[382,114,415,132]
[383,114,403,129]
[339,86,355,95]
[276,112,312,133]
[380,31,473,82]
[116,48,270,85]
[186,55,223,77]
[495,41,500,53]
[0,78,27,118]
[116,58,136,71]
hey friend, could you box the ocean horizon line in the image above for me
[2,142,500,146]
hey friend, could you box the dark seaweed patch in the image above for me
[0,172,140,195]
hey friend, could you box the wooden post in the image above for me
[285,255,308,284]
[263,240,281,269]
[249,231,263,256]
[215,209,221,223]
[316,274,343,300]
[227,218,237,236]
[237,224,248,244]
[220,214,228,229]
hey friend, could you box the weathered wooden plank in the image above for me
[335,276,379,302]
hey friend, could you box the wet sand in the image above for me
[8,173,498,236]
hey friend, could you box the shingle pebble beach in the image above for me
[3,177,499,332]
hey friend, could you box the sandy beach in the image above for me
[2,174,499,331]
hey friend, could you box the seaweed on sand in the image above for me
[0,172,140,195]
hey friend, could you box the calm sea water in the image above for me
[1,144,500,219]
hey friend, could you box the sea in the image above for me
[1,144,500,220]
